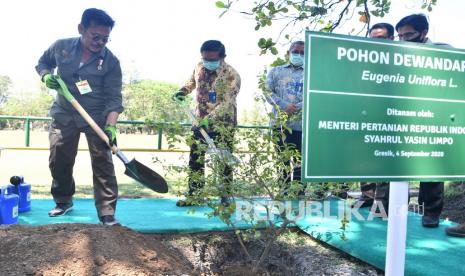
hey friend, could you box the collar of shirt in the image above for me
[284,63,304,70]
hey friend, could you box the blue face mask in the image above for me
[289,53,304,67]
[203,60,221,71]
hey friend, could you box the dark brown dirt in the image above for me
[2,189,463,276]
[0,224,192,276]
[0,224,381,276]
[442,191,465,223]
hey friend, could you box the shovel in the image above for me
[55,76,168,193]
[173,97,239,166]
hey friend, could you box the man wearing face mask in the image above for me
[173,40,241,207]
[396,14,445,228]
[265,41,305,194]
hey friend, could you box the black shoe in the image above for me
[100,215,121,226]
[422,215,439,228]
[445,223,465,237]
[351,199,373,208]
[48,203,73,217]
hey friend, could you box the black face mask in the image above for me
[407,33,424,43]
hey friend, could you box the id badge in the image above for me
[75,80,93,95]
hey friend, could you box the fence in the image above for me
[0,115,269,151]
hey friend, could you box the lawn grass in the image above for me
[0,130,189,199]
[31,182,184,199]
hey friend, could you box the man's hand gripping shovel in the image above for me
[173,96,239,166]
[54,76,168,193]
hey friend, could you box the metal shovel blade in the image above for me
[124,158,168,193]
[207,147,240,166]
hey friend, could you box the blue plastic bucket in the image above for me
[10,176,31,213]
[0,187,19,225]
[6,184,14,195]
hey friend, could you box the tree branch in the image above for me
[253,220,291,273]
[330,0,353,32]
[364,0,371,37]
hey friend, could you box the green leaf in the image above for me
[215,1,226,8]
[270,47,278,55]
[265,38,274,47]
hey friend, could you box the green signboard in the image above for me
[302,31,465,182]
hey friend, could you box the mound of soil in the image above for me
[0,224,381,276]
[0,224,192,275]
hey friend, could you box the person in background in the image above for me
[35,8,123,226]
[265,41,305,195]
[396,13,445,228]
[173,40,241,207]
[354,23,394,215]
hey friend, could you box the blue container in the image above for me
[0,187,19,225]
[6,184,14,195]
[10,176,31,213]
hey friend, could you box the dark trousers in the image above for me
[361,182,390,201]
[274,128,302,182]
[188,128,234,197]
[49,119,118,217]
[419,182,444,217]
[360,182,390,210]
[361,181,443,217]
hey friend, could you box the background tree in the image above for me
[0,78,187,133]
[240,102,269,126]
[0,88,54,130]
[0,75,12,107]
[121,80,191,134]
[1,90,53,117]
[122,80,186,123]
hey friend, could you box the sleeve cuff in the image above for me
[103,107,124,117]
[39,70,51,82]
